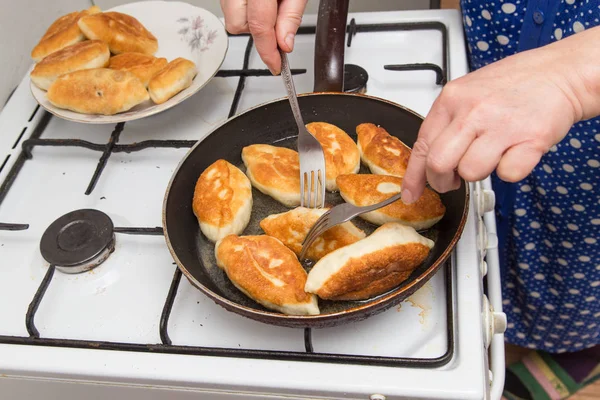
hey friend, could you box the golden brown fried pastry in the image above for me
[260,207,365,261]
[31,6,102,62]
[306,122,360,191]
[148,58,197,104]
[192,159,252,243]
[46,68,149,115]
[241,144,300,207]
[108,52,168,87]
[337,174,445,230]
[305,223,434,301]
[356,123,412,178]
[78,12,158,55]
[215,234,319,315]
[31,40,110,90]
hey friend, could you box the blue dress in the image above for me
[461,0,600,353]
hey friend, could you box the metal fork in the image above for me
[299,192,404,260]
[279,49,326,208]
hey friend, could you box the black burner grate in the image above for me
[346,18,448,85]
[0,222,29,231]
[0,20,455,368]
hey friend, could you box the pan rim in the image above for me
[162,92,470,324]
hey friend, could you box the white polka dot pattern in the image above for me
[555,28,563,39]
[497,34,510,45]
[502,3,517,13]
[461,0,600,353]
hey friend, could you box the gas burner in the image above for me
[343,64,368,94]
[40,209,115,274]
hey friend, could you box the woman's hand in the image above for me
[401,26,600,204]
[220,0,308,74]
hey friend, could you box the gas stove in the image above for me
[0,9,506,400]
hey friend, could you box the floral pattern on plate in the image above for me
[177,16,218,52]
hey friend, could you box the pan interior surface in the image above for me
[164,94,467,320]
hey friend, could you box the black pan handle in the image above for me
[313,0,349,92]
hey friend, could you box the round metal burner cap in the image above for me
[344,64,369,93]
[40,209,115,273]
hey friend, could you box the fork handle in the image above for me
[335,192,404,227]
[279,49,305,132]
[356,192,403,215]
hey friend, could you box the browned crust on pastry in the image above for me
[192,159,251,227]
[336,174,445,222]
[356,123,412,177]
[216,235,314,307]
[241,144,300,196]
[316,243,430,301]
[46,68,149,115]
[78,12,158,55]
[147,58,197,103]
[31,41,110,88]
[31,6,102,61]
[108,52,168,87]
[33,40,109,72]
[306,122,360,183]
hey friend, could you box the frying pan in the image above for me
[162,0,469,328]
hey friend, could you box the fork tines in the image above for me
[300,169,325,208]
[299,210,331,260]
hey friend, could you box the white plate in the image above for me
[29,1,228,124]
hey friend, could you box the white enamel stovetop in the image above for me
[0,9,506,400]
